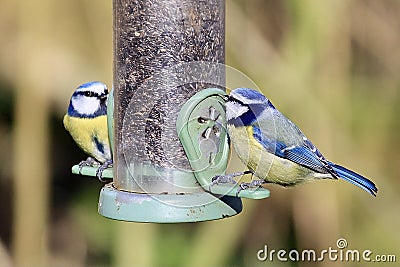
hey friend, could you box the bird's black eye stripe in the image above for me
[78,91,101,98]
[229,96,245,106]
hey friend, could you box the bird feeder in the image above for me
[72,0,269,223]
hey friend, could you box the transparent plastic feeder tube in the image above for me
[113,0,225,193]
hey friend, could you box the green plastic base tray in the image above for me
[73,165,244,222]
[98,183,242,223]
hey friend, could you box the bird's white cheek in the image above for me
[72,96,100,115]
[226,101,249,121]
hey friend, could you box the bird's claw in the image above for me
[236,179,265,195]
[78,157,100,174]
[211,174,237,186]
[211,173,264,197]
[96,159,113,182]
[210,171,257,196]
[211,171,251,186]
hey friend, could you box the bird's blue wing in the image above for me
[252,125,285,157]
[284,146,331,174]
[252,125,335,175]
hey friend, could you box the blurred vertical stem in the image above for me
[13,0,52,266]
[113,223,156,267]
[184,200,258,267]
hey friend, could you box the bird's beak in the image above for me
[99,94,108,102]
[220,95,229,102]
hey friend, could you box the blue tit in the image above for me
[214,88,377,196]
[63,81,112,181]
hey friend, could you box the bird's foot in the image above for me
[211,170,253,186]
[237,179,265,195]
[96,159,113,182]
[78,157,100,174]
[211,174,237,186]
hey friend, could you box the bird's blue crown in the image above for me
[232,88,267,103]
[227,88,274,126]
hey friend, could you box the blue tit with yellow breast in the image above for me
[213,88,377,196]
[63,81,112,181]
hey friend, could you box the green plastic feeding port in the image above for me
[176,88,270,200]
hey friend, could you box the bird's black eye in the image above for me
[84,91,93,97]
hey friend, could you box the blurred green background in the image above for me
[0,0,399,266]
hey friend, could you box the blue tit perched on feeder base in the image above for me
[63,81,112,180]
[213,88,378,196]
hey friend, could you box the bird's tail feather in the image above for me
[329,163,378,197]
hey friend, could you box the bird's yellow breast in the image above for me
[227,125,330,186]
[63,114,110,163]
